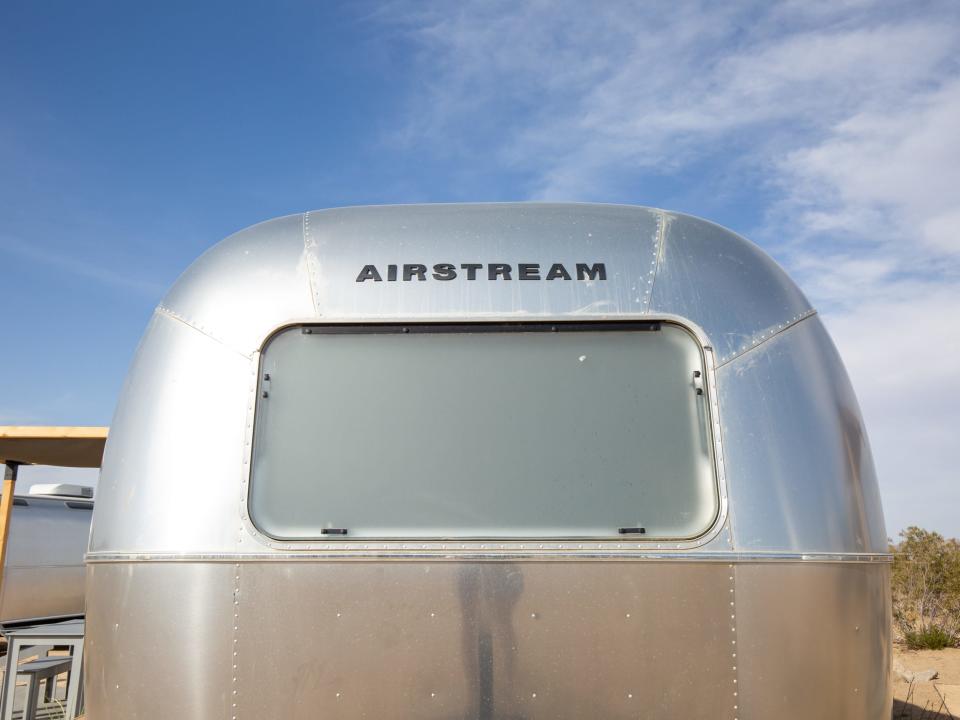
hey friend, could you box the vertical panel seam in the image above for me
[730,564,740,720]
[643,209,668,313]
[232,356,258,720]
[231,562,241,720]
[303,212,321,316]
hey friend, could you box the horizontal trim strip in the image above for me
[299,320,663,335]
[6,564,85,570]
[86,551,893,564]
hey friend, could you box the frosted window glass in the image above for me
[250,323,718,539]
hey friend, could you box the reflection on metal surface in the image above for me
[112,561,739,719]
[159,213,313,355]
[719,316,887,553]
[735,563,892,719]
[305,204,663,322]
[1,496,89,624]
[87,204,891,719]
[85,561,890,719]
[90,312,249,554]
[649,212,812,361]
[84,563,235,719]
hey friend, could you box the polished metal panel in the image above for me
[718,316,888,553]
[84,562,236,719]
[86,560,739,719]
[159,213,314,356]
[87,204,890,717]
[0,496,89,624]
[305,204,662,321]
[90,311,252,554]
[649,212,813,362]
[84,559,891,719]
[5,497,90,568]
[735,562,891,719]
[91,203,884,556]
[0,566,84,624]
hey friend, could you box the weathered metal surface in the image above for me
[84,560,890,719]
[237,562,735,718]
[87,561,738,719]
[734,562,892,719]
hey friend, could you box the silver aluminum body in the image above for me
[86,204,890,718]
[1,496,91,626]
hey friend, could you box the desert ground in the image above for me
[893,645,960,719]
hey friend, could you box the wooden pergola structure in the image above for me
[0,427,108,601]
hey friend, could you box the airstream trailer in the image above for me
[86,204,891,718]
[0,427,102,629]
[0,487,91,627]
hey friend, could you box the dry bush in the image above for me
[892,527,960,650]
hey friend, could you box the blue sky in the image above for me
[2,0,958,537]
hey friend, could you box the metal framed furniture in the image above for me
[1,619,84,720]
[16,656,73,720]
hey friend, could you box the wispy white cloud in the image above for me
[384,1,959,193]
[778,77,960,262]
[0,234,165,297]
[381,0,960,536]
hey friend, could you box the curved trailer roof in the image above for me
[92,203,887,557]
[85,204,891,719]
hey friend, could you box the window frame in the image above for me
[244,319,724,546]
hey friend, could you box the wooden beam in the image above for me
[0,426,108,468]
[0,460,18,605]
[0,426,108,440]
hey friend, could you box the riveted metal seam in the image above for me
[643,209,668,314]
[715,309,818,368]
[302,212,321,316]
[231,562,240,719]
[154,306,252,359]
[86,551,895,564]
[730,564,740,719]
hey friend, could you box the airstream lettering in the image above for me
[88,204,891,719]
[355,261,607,282]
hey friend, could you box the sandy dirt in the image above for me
[893,644,960,719]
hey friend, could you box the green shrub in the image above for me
[903,626,956,651]
[892,527,960,649]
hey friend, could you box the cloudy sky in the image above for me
[1,0,957,538]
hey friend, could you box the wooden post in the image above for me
[0,460,18,604]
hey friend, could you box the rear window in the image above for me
[249,322,718,540]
